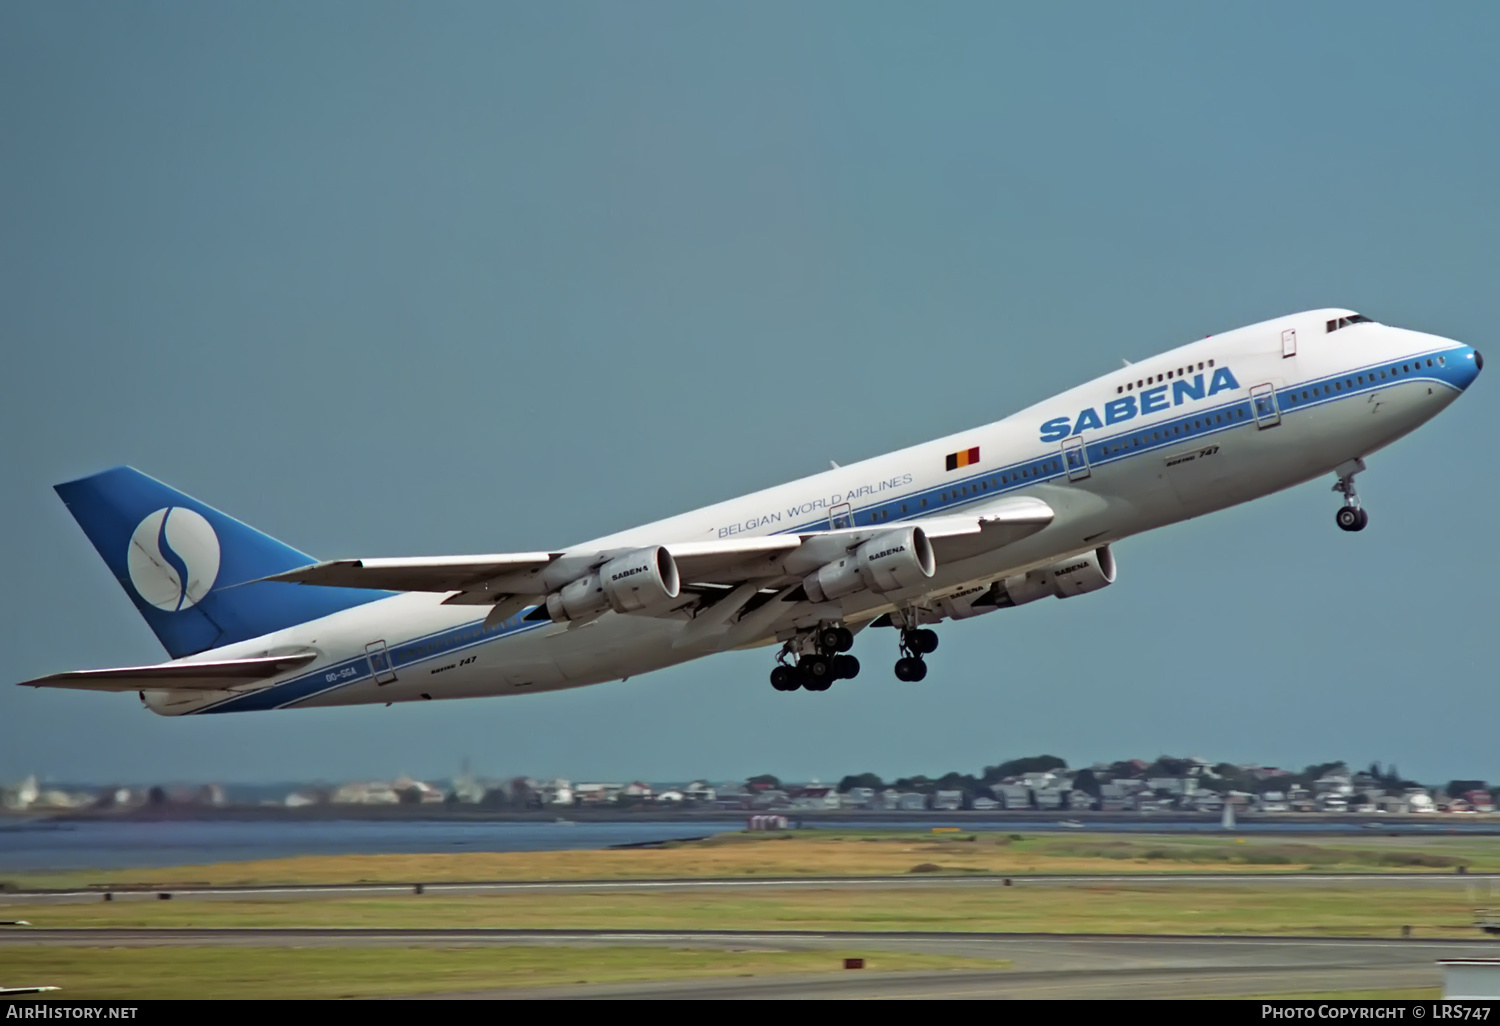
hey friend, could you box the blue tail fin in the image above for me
[55,466,385,659]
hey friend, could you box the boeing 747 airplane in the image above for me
[18,309,1482,714]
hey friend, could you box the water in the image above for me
[1,815,1493,875]
[0,819,734,875]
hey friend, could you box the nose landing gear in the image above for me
[1332,458,1369,532]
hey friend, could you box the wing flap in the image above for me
[16,652,318,693]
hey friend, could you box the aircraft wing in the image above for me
[915,496,1055,563]
[16,652,319,693]
[262,553,558,592]
[258,495,1052,617]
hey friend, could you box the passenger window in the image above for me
[1127,382,1134,390]
[1167,370,1174,379]
[1208,359,1215,367]
[1426,358,1433,367]
[901,503,908,513]
[1439,356,1446,366]
[921,499,928,507]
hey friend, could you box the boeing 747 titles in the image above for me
[19,309,1482,713]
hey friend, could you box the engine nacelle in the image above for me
[990,546,1116,608]
[544,546,681,622]
[803,526,935,604]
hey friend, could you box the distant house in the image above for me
[994,784,1033,810]
[656,790,686,804]
[841,787,876,809]
[751,789,790,809]
[971,796,1000,811]
[1467,791,1496,813]
[1258,791,1289,813]
[1067,790,1095,811]
[791,787,840,811]
[683,782,717,804]
[1147,777,1194,796]
[622,782,653,800]
[932,790,963,811]
[1406,792,1436,814]
[575,782,624,805]
[896,792,927,811]
[1034,788,1065,810]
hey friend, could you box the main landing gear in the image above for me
[894,627,938,682]
[769,625,859,692]
[1332,458,1369,533]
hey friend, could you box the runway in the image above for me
[3,871,1495,905]
[3,928,1489,999]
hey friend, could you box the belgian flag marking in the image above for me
[945,446,980,472]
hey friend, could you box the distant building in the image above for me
[994,784,1033,810]
[896,792,927,811]
[971,797,1000,811]
[932,790,963,811]
[841,787,875,809]
[1034,788,1065,810]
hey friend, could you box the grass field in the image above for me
[10,829,1500,890]
[2,882,1490,937]
[0,945,1008,999]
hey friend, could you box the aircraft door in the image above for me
[1250,383,1281,429]
[1061,436,1091,481]
[366,640,397,685]
[1281,328,1297,358]
[829,503,854,529]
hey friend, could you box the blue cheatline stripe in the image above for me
[192,346,1470,713]
[189,609,550,714]
[772,346,1473,532]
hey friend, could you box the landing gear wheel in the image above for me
[832,654,860,680]
[1355,508,1369,531]
[910,628,939,655]
[1336,506,1365,532]
[770,665,800,691]
[818,626,855,654]
[895,656,925,682]
[800,655,833,691]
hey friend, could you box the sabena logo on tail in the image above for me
[126,507,221,612]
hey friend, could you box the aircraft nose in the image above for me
[1454,346,1482,390]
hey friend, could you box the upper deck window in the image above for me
[1326,314,1374,333]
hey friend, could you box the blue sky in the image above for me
[1,2,1495,786]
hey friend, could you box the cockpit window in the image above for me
[1326,314,1374,333]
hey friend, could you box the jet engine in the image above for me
[544,546,681,622]
[988,545,1116,608]
[803,526,935,604]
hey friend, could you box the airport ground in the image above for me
[4,830,1499,999]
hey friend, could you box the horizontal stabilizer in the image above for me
[16,652,317,693]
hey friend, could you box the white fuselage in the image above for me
[151,309,1481,715]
